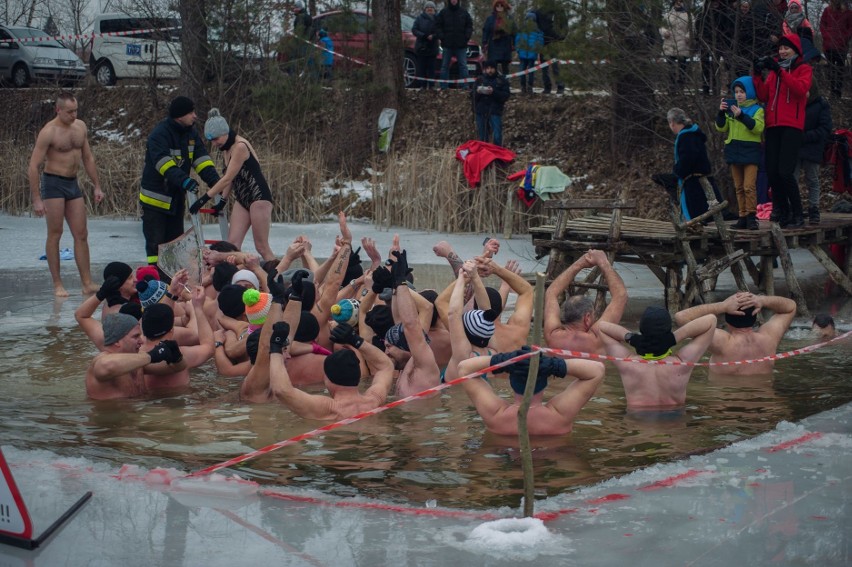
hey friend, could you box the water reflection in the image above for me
[1,269,851,510]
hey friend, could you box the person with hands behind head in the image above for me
[457,348,605,436]
[675,292,796,376]
[270,321,394,420]
[75,267,140,351]
[200,109,275,261]
[598,308,716,413]
[544,249,627,355]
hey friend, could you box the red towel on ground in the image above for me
[455,140,516,187]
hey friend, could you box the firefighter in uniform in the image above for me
[140,96,220,273]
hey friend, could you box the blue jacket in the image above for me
[515,29,543,59]
[319,35,334,66]
[141,118,219,216]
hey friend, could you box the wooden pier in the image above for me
[530,198,852,316]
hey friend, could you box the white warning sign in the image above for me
[0,449,32,540]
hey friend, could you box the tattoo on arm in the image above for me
[447,252,463,276]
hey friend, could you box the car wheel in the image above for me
[12,64,29,88]
[403,53,418,88]
[95,61,116,86]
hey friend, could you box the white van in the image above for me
[90,14,181,85]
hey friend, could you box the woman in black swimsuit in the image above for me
[202,109,275,261]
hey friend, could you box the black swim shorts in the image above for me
[40,173,83,200]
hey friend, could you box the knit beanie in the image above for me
[118,302,143,321]
[136,279,168,308]
[323,349,361,387]
[463,309,497,348]
[243,289,272,326]
[294,311,320,342]
[331,299,360,325]
[168,96,195,119]
[212,263,239,292]
[141,303,174,339]
[232,269,260,289]
[204,108,230,141]
[365,304,394,338]
[103,262,132,283]
[626,306,678,358]
[473,286,504,315]
[135,265,160,282]
[424,1,436,9]
[384,323,410,352]
[102,313,139,346]
[218,284,246,319]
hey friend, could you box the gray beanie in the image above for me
[204,108,229,141]
[103,313,139,346]
[424,1,436,9]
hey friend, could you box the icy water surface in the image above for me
[1,266,851,510]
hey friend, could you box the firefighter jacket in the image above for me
[140,118,219,215]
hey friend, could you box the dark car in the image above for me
[311,9,482,87]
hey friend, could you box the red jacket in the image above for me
[753,53,812,130]
[819,6,852,52]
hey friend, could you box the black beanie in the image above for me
[141,303,174,339]
[365,305,394,338]
[212,263,239,292]
[118,302,143,320]
[324,349,361,387]
[169,96,195,119]
[294,311,320,343]
[725,309,758,329]
[103,261,132,283]
[627,306,677,357]
[474,286,504,316]
[218,284,246,318]
[419,289,439,328]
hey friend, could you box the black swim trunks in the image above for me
[40,173,83,200]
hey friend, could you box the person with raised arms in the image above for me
[675,292,797,375]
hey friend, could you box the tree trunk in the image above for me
[179,0,211,105]
[606,0,658,158]
[372,0,404,110]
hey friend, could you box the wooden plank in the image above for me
[808,244,852,296]
[698,176,750,293]
[543,199,637,210]
[770,224,810,317]
[760,255,775,295]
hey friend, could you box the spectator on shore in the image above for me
[482,0,516,80]
[472,60,511,147]
[696,0,735,96]
[753,33,812,228]
[819,0,852,98]
[752,0,786,57]
[794,86,832,225]
[412,1,440,89]
[667,107,725,221]
[732,1,759,78]
[531,2,566,94]
[782,0,820,62]
[434,0,473,90]
[317,29,334,80]
[660,0,693,93]
[515,11,544,94]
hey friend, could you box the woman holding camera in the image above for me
[753,34,813,228]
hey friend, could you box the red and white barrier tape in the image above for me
[10,27,179,45]
[188,348,540,477]
[535,329,852,367]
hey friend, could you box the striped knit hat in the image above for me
[462,309,497,348]
[243,289,272,326]
[136,279,168,308]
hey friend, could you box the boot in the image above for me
[769,210,781,222]
[746,213,759,230]
[808,207,820,225]
[734,216,748,229]
[787,214,805,228]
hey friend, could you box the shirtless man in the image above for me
[674,292,797,375]
[86,313,181,400]
[269,322,394,420]
[544,250,627,355]
[139,287,214,393]
[812,314,837,342]
[457,351,605,436]
[598,307,716,410]
[28,92,104,297]
[382,250,441,396]
[475,256,533,352]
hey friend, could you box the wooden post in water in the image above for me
[519,272,545,518]
[769,224,810,317]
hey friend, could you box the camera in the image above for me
[754,56,771,72]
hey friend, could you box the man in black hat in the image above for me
[675,292,796,376]
[140,96,221,275]
[598,308,717,410]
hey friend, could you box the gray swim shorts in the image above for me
[40,173,82,200]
